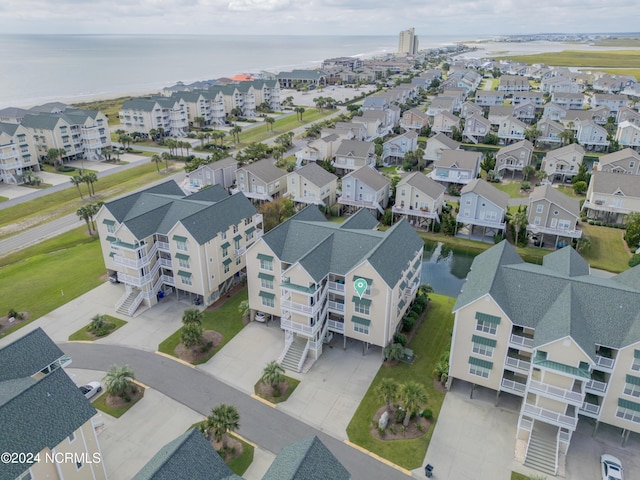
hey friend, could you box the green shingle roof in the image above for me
[262,436,350,480]
[133,429,237,480]
[0,368,97,480]
[455,241,640,360]
[0,327,65,381]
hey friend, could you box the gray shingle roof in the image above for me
[20,113,62,130]
[295,162,337,188]
[0,328,65,381]
[590,171,640,197]
[261,206,421,286]
[0,367,97,480]
[529,184,580,218]
[339,208,379,230]
[598,148,640,167]
[103,181,256,244]
[239,159,287,184]
[497,140,533,157]
[345,166,389,192]
[133,429,237,480]
[428,133,461,151]
[0,122,19,137]
[262,436,350,480]
[401,172,446,199]
[437,150,481,171]
[454,241,640,360]
[461,179,509,210]
[335,140,374,159]
[544,143,585,161]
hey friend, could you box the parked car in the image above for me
[254,312,266,323]
[601,454,623,480]
[79,382,103,400]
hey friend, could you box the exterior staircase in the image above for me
[280,338,308,372]
[524,421,558,476]
[116,289,141,316]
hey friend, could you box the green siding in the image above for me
[352,296,372,306]
[468,356,493,369]
[475,312,501,325]
[626,374,640,387]
[472,335,497,348]
[618,397,640,412]
[351,315,371,326]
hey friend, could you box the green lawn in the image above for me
[0,228,105,339]
[580,224,631,273]
[189,422,254,476]
[494,181,528,198]
[40,165,98,176]
[93,388,145,418]
[501,50,640,68]
[0,162,164,239]
[73,97,131,126]
[510,472,530,480]
[68,315,127,341]
[346,294,455,469]
[158,288,248,364]
[234,109,330,145]
[0,197,8,203]
[594,38,640,47]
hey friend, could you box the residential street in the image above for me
[60,342,411,480]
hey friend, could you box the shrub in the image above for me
[402,316,416,332]
[7,308,24,320]
[629,254,640,268]
[87,314,113,337]
[393,407,405,424]
[393,333,407,347]
[421,408,433,419]
[521,181,531,191]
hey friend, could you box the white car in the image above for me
[254,312,266,323]
[601,454,623,480]
[79,381,103,400]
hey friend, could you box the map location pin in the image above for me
[354,278,368,299]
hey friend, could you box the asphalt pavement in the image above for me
[61,342,410,480]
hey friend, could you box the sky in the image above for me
[0,0,637,36]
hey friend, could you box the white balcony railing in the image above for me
[595,355,615,370]
[456,214,506,230]
[528,380,584,405]
[327,300,345,312]
[501,378,526,396]
[235,247,247,257]
[505,356,531,372]
[158,258,172,268]
[580,402,601,417]
[585,379,607,393]
[327,319,344,333]
[161,274,175,286]
[327,281,345,293]
[392,205,439,220]
[280,317,323,338]
[509,333,534,349]
[523,403,578,429]
[156,241,170,251]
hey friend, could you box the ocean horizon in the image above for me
[0,34,479,109]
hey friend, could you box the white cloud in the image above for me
[227,0,294,11]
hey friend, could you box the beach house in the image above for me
[0,122,40,184]
[286,162,338,208]
[526,184,582,246]
[338,165,390,216]
[391,172,445,230]
[235,159,288,203]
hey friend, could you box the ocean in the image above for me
[0,34,476,109]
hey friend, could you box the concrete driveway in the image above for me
[421,381,640,480]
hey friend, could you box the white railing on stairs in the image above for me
[115,288,132,312]
[127,291,144,316]
[297,340,310,372]
[277,333,293,364]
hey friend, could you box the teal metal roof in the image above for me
[472,335,497,348]
[468,356,493,369]
[626,374,640,387]
[177,270,192,277]
[352,296,372,306]
[175,253,189,260]
[221,242,231,249]
[222,258,232,266]
[352,315,371,326]
[258,272,274,281]
[618,397,640,413]
[257,253,273,261]
[282,281,317,294]
[475,312,501,325]
[259,291,275,299]
[533,352,590,379]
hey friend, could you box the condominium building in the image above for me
[245,206,423,371]
[118,97,188,137]
[0,328,107,480]
[0,122,39,184]
[449,241,640,476]
[96,181,262,315]
[398,27,419,55]
[21,110,111,163]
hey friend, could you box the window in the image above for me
[471,335,496,358]
[354,302,370,315]
[536,204,544,213]
[233,225,238,234]
[235,257,241,266]
[354,322,369,334]
[260,278,274,289]
[616,398,640,424]
[401,189,405,196]
[178,257,190,269]
[632,351,640,371]
[173,235,188,251]
[106,223,115,233]
[260,291,275,308]
[475,312,500,335]
[221,232,227,240]
[180,275,192,286]
[468,357,492,378]
[485,211,498,221]
[222,246,229,257]
[534,216,541,225]
[465,198,472,205]
[624,375,640,398]
[258,254,274,271]
[558,219,571,230]
[224,263,230,274]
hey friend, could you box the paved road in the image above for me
[60,342,410,480]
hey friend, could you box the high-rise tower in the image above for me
[398,27,419,55]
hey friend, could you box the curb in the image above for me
[67,340,95,344]
[133,379,150,390]
[250,393,276,408]
[229,431,258,448]
[154,350,196,368]
[343,440,413,476]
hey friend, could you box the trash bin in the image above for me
[424,464,433,478]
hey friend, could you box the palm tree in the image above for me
[87,202,102,233]
[149,128,158,143]
[238,300,249,319]
[181,322,203,348]
[261,361,285,394]
[522,165,536,182]
[70,175,84,199]
[161,152,171,172]
[384,342,404,362]
[76,205,93,235]
[230,126,242,144]
[194,116,206,128]
[264,116,275,131]
[295,107,306,121]
[575,236,591,253]
[206,404,240,449]
[399,381,428,426]
[182,307,203,326]
[512,209,528,246]
[104,364,136,399]
[376,377,398,414]
[85,172,98,196]
[535,169,548,184]
[151,154,161,172]
[432,358,449,384]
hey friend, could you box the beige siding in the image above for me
[599,343,640,433]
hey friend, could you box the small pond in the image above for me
[420,240,478,298]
